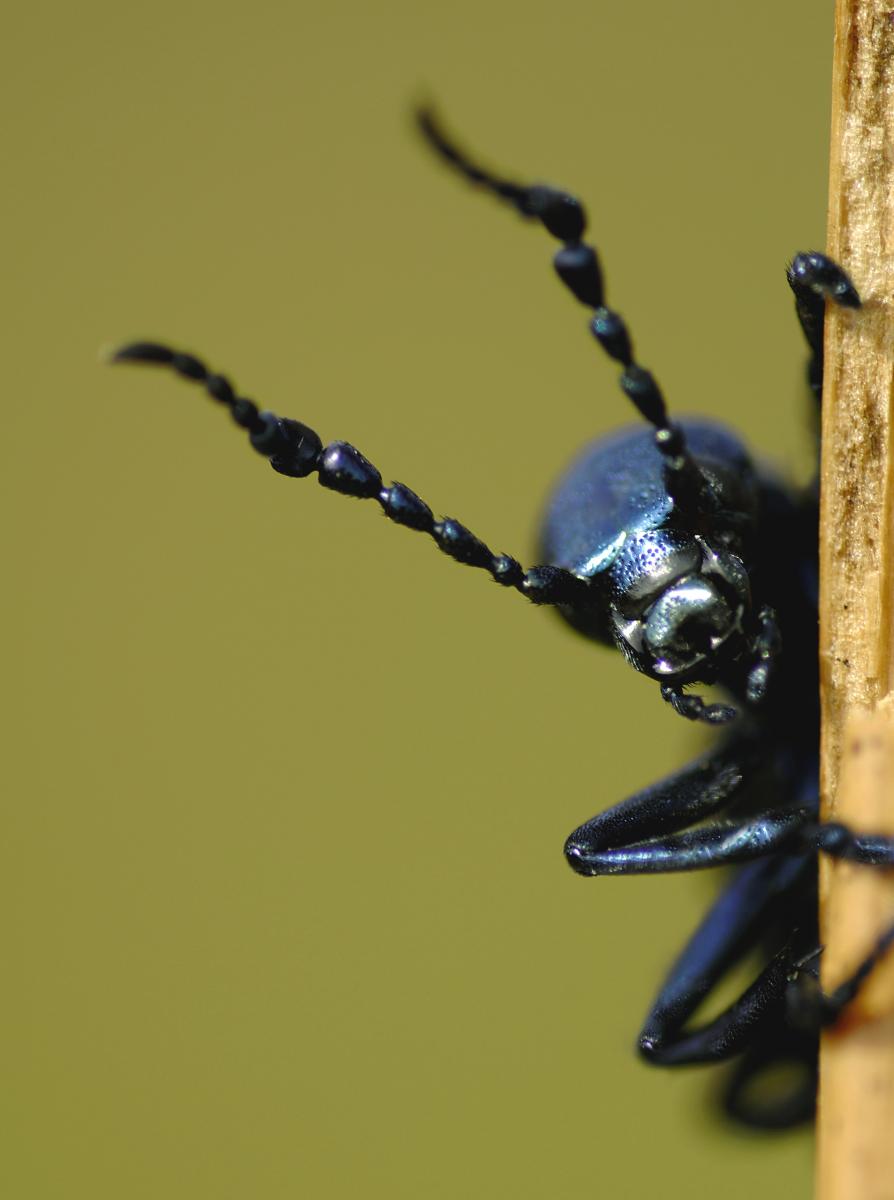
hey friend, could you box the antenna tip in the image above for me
[107,341,176,367]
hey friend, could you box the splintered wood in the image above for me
[818,2,894,1198]
[818,708,894,1200]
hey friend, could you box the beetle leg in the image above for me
[564,735,761,863]
[659,683,736,724]
[638,855,811,1065]
[787,252,860,401]
[110,342,590,609]
[648,911,894,1105]
[785,921,894,1027]
[805,821,894,866]
[641,944,795,1065]
[566,808,811,876]
[568,807,894,876]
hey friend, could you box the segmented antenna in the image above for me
[110,342,592,608]
[416,108,711,519]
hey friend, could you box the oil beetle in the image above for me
[112,110,894,1128]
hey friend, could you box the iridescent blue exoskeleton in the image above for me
[112,112,894,1129]
[540,420,765,723]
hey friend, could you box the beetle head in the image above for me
[606,530,750,679]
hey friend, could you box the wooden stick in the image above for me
[817,3,894,1197]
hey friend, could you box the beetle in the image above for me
[112,110,894,1128]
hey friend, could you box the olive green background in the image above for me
[6,2,833,1196]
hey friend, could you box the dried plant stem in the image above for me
[817,3,894,1198]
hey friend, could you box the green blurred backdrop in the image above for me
[6,2,834,1196]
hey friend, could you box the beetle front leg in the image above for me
[574,811,894,877]
[566,807,812,876]
[564,736,760,867]
[787,252,860,401]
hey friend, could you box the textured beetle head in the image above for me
[605,530,750,679]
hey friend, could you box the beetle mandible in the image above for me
[112,110,894,1128]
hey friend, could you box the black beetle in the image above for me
[112,110,894,1128]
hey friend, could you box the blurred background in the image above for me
[5,1,834,1196]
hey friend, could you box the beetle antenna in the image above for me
[416,107,711,519]
[109,341,592,609]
